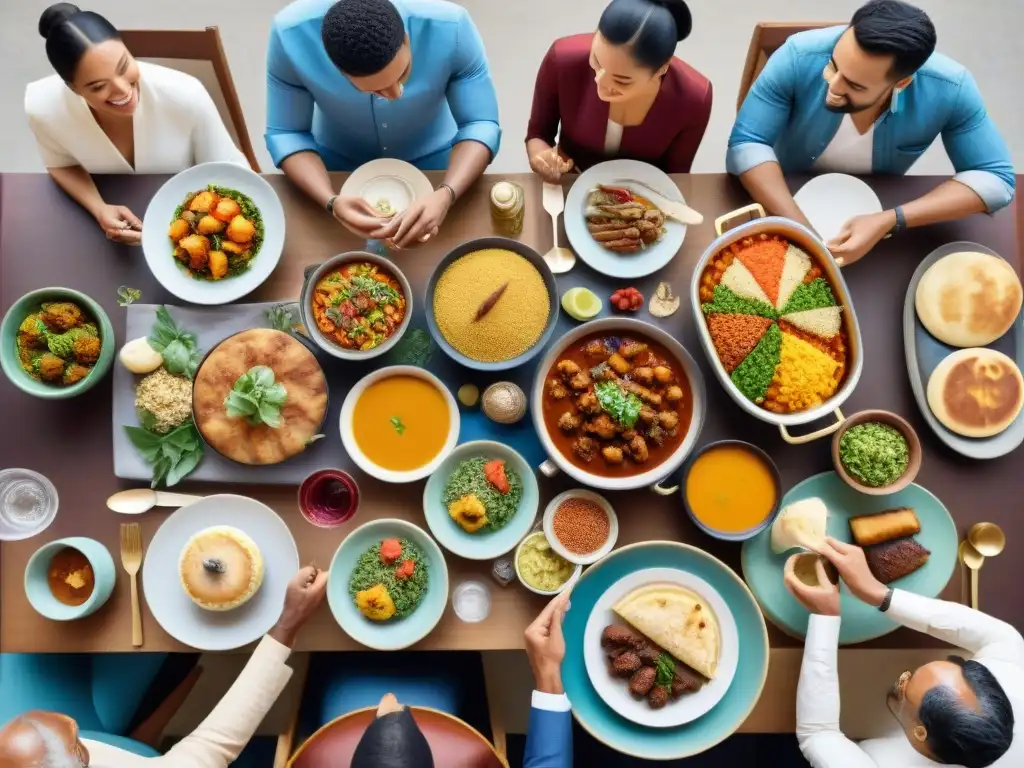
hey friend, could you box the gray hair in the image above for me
[0,714,85,768]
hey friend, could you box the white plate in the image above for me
[794,173,883,244]
[564,160,687,279]
[583,567,739,728]
[142,494,299,651]
[141,162,285,305]
[341,158,434,216]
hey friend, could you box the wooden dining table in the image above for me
[0,170,1020,658]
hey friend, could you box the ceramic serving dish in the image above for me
[689,204,864,445]
[903,241,1024,459]
[425,236,560,372]
[298,251,413,361]
[832,410,921,495]
[542,489,618,566]
[514,531,582,596]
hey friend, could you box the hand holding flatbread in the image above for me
[770,497,828,554]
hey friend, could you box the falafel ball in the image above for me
[36,353,65,381]
[611,651,642,676]
[41,302,83,332]
[601,624,646,650]
[647,686,670,709]
[72,335,101,365]
[63,363,90,386]
[637,646,661,666]
[628,667,656,697]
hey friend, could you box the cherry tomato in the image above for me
[617,298,630,310]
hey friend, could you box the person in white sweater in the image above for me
[786,537,1021,768]
[25,3,249,245]
[0,565,328,768]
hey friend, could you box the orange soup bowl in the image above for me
[681,440,781,542]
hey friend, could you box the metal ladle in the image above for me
[958,539,985,610]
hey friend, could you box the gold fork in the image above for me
[120,523,144,647]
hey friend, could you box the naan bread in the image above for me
[915,251,1022,347]
[927,347,1023,437]
[612,584,719,679]
[771,497,828,554]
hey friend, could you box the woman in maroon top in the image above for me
[526,0,712,180]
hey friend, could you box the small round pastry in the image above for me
[927,348,1023,438]
[179,526,264,611]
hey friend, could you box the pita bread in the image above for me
[771,497,828,554]
[612,584,720,679]
[915,252,1022,347]
[927,348,1023,437]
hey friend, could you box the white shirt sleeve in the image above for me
[531,691,571,712]
[26,110,78,169]
[796,615,880,768]
[886,590,1024,666]
[187,79,250,168]
[152,635,293,766]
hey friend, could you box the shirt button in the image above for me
[382,123,388,128]
[383,146,387,151]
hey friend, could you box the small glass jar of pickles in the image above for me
[490,181,525,236]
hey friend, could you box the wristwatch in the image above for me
[326,195,339,217]
[887,206,906,237]
[878,587,895,613]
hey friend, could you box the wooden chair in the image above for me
[736,22,845,111]
[120,27,261,171]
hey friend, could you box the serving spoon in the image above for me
[541,182,576,274]
[107,489,202,515]
[958,539,985,610]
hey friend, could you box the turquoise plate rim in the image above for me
[562,540,769,760]
[326,518,449,650]
[740,471,958,645]
[422,440,539,560]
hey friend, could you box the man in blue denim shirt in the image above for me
[267,0,500,248]
[727,0,1014,265]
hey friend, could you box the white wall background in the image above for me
[1,0,1021,176]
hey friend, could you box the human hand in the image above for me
[524,591,571,695]
[95,204,142,245]
[377,189,451,249]
[826,210,896,266]
[819,537,888,607]
[270,565,329,647]
[332,195,394,238]
[529,146,573,184]
[783,554,840,616]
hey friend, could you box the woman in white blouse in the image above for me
[25,3,248,245]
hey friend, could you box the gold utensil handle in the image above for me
[971,568,979,610]
[130,573,143,647]
[778,409,845,445]
[714,203,766,236]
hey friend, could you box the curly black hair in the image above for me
[322,0,406,77]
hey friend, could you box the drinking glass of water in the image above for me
[0,469,59,541]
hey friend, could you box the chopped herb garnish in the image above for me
[390,416,406,435]
[594,380,643,427]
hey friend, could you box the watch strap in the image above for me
[326,195,339,216]
[889,206,906,236]
[879,587,895,613]
[437,183,456,207]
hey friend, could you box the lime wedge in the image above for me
[561,287,602,321]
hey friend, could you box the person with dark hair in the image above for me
[526,0,711,180]
[266,0,500,248]
[728,0,1014,266]
[25,3,248,245]
[785,538,1022,768]
[0,566,328,767]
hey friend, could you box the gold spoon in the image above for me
[968,522,1006,559]
[958,539,985,610]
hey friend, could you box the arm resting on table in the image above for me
[155,636,294,767]
[796,616,880,768]
[523,692,572,768]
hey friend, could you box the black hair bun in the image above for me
[651,0,692,42]
[39,3,81,39]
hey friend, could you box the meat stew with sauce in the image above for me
[541,333,693,477]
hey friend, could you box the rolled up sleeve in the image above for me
[942,70,1015,212]
[265,22,319,167]
[447,9,501,158]
[727,40,799,176]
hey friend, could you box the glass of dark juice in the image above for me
[298,469,360,528]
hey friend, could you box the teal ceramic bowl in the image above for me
[562,541,769,760]
[0,287,115,399]
[741,472,958,645]
[25,537,116,620]
[327,519,449,650]
[423,440,539,560]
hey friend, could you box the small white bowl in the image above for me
[340,366,460,483]
[514,531,582,596]
[543,489,618,566]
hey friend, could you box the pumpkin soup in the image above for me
[685,444,777,533]
[352,375,450,471]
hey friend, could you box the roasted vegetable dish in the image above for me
[16,301,101,386]
[585,185,666,254]
[168,185,263,280]
[541,333,693,477]
[313,262,407,351]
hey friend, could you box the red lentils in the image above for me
[731,236,787,304]
[553,497,610,554]
[706,313,773,373]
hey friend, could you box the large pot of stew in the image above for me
[532,318,706,492]
[690,204,864,445]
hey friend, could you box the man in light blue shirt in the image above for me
[727,0,1014,265]
[266,0,500,247]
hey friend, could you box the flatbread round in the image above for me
[915,251,1022,347]
[612,584,719,679]
[927,348,1023,437]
